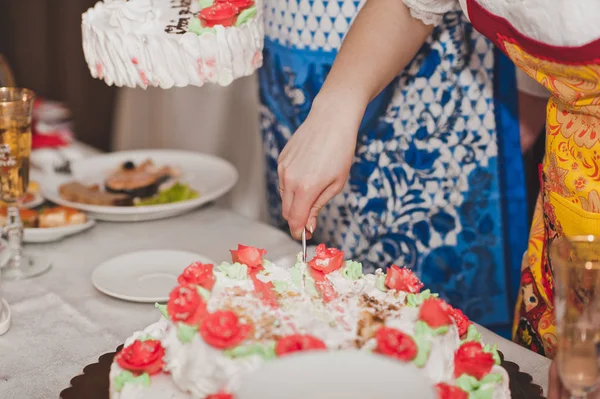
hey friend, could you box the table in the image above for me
[0,206,551,398]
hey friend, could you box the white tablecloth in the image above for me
[0,206,550,398]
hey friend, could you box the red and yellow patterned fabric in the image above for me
[466,0,600,358]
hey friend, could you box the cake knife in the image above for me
[301,228,307,264]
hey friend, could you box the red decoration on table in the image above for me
[167,285,208,325]
[216,0,254,11]
[453,341,495,380]
[275,334,327,356]
[115,340,165,375]
[447,306,471,337]
[418,298,453,328]
[205,393,234,399]
[384,265,423,293]
[199,3,239,28]
[199,311,251,349]
[435,383,468,399]
[178,262,216,291]
[230,244,266,269]
[308,244,344,274]
[375,327,418,362]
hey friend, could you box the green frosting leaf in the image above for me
[483,343,501,365]
[136,334,155,342]
[217,262,248,280]
[198,0,214,9]
[289,262,304,289]
[304,273,319,298]
[113,371,151,392]
[375,272,388,292]
[406,289,438,307]
[155,303,169,319]
[224,341,276,360]
[196,286,211,302]
[415,320,448,337]
[188,17,216,36]
[341,260,363,280]
[462,324,483,343]
[272,280,291,293]
[455,373,503,399]
[412,323,432,368]
[235,5,257,26]
[177,323,199,343]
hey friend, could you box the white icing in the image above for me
[81,0,264,89]
[105,0,160,32]
[110,253,512,399]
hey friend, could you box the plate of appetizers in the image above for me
[0,181,45,209]
[0,205,95,243]
[40,150,238,222]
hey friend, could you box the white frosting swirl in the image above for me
[105,0,160,32]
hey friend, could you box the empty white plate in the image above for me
[24,219,96,243]
[91,250,214,303]
[237,351,436,399]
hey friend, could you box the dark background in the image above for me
[0,0,116,151]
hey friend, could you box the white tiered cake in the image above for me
[109,244,511,399]
[82,0,264,88]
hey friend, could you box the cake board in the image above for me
[59,347,545,399]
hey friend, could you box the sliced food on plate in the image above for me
[0,206,87,228]
[59,159,199,207]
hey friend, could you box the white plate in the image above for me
[237,351,435,399]
[40,149,238,222]
[91,250,214,303]
[22,192,45,209]
[23,219,96,243]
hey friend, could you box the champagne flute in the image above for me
[550,236,600,398]
[0,87,51,280]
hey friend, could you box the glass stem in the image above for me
[5,205,22,268]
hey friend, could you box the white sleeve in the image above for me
[516,68,550,98]
[402,0,461,26]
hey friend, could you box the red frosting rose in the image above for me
[418,298,453,328]
[308,244,344,274]
[447,306,471,337]
[200,311,251,349]
[454,341,495,379]
[178,262,216,291]
[199,3,239,28]
[230,244,267,269]
[205,393,234,399]
[375,327,418,362]
[216,0,254,10]
[384,265,423,293]
[167,285,208,325]
[115,339,165,375]
[275,334,327,356]
[435,383,468,399]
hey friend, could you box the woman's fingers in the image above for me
[286,180,322,240]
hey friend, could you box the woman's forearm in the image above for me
[314,0,433,113]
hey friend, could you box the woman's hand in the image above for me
[277,94,364,240]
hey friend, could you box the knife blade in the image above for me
[301,228,307,264]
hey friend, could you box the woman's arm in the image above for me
[278,0,434,239]
[316,0,434,110]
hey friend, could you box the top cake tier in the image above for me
[82,0,264,88]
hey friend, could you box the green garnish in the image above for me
[136,183,199,206]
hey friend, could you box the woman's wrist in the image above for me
[311,84,368,126]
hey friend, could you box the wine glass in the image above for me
[550,236,600,398]
[0,87,51,280]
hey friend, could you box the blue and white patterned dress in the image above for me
[258,0,528,336]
